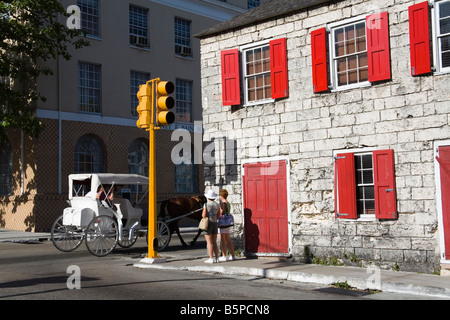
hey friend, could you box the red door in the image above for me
[437,146,450,259]
[243,160,289,254]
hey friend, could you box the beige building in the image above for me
[0,0,253,232]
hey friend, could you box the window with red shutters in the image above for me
[408,1,432,76]
[221,38,289,106]
[314,11,392,92]
[270,38,289,99]
[221,49,241,106]
[334,150,397,220]
[366,12,391,82]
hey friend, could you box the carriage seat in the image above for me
[113,198,142,220]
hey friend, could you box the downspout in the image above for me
[57,56,62,194]
[20,129,24,195]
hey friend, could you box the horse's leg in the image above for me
[174,223,188,246]
[190,229,203,246]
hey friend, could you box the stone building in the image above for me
[197,0,450,273]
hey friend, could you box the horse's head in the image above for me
[195,195,207,205]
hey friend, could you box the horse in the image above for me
[158,195,207,247]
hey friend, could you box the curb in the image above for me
[133,261,450,298]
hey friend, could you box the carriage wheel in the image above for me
[156,221,171,251]
[85,215,118,257]
[117,229,138,248]
[51,215,84,252]
[145,221,171,251]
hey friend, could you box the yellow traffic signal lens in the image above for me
[157,81,174,95]
[157,96,175,110]
[157,111,175,126]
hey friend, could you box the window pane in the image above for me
[362,154,372,168]
[440,16,450,34]
[335,28,344,42]
[333,20,368,88]
[364,186,374,199]
[356,36,366,52]
[439,1,450,19]
[337,58,347,72]
[363,170,374,184]
[355,22,365,37]
[335,41,345,57]
[359,67,369,82]
[348,70,358,84]
[244,44,271,103]
[346,39,356,55]
[254,60,262,73]
[442,51,450,68]
[338,72,348,86]
[246,51,254,62]
[348,56,357,70]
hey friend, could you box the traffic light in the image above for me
[156,80,175,127]
[136,83,152,129]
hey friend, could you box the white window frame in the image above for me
[432,0,450,74]
[240,40,274,107]
[328,15,371,91]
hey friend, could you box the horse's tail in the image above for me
[159,200,169,218]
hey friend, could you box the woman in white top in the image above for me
[202,190,222,263]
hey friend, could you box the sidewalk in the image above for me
[0,228,51,243]
[134,251,450,299]
[1,228,450,298]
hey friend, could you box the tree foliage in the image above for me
[0,0,89,140]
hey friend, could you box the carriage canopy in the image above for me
[68,173,149,200]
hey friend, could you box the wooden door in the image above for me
[243,160,289,253]
[437,146,450,259]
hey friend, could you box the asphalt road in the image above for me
[0,231,440,313]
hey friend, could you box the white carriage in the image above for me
[51,173,171,256]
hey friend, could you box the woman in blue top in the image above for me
[202,189,222,263]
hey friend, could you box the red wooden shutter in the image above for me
[221,49,241,106]
[373,149,397,219]
[366,12,391,82]
[311,28,328,93]
[408,1,431,76]
[270,38,289,99]
[334,153,357,219]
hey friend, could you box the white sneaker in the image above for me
[228,256,236,261]
[204,258,215,264]
[218,256,227,262]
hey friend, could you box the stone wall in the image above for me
[200,0,450,273]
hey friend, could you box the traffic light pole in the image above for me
[147,79,159,260]
[136,77,174,263]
